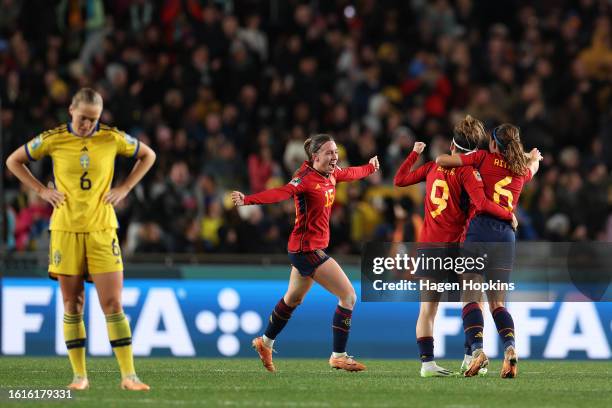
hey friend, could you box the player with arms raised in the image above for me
[394,115,516,377]
[6,88,156,390]
[232,134,378,372]
[436,123,542,378]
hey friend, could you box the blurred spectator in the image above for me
[2,1,612,255]
[150,161,197,251]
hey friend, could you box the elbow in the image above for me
[5,156,16,174]
[393,176,403,187]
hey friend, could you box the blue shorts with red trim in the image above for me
[288,249,331,277]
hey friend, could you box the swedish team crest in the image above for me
[30,135,43,150]
[80,154,90,170]
[53,250,62,266]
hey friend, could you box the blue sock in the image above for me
[332,305,352,353]
[493,306,516,350]
[264,298,296,339]
[462,302,484,352]
[417,337,434,362]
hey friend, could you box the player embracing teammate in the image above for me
[436,122,542,378]
[394,115,516,377]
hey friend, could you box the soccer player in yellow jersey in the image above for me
[6,88,156,391]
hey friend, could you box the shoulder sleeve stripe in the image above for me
[41,125,67,140]
[24,144,35,161]
[132,140,140,158]
[43,124,67,133]
[99,124,121,135]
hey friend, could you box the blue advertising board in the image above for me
[2,278,610,359]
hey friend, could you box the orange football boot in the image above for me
[252,337,276,372]
[67,376,89,390]
[329,355,366,372]
[500,346,518,378]
[464,349,489,377]
[121,375,150,391]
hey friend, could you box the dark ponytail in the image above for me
[304,134,335,162]
[492,124,529,176]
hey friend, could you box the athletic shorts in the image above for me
[464,214,515,278]
[48,229,123,280]
[288,249,330,277]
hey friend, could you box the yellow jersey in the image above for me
[25,123,140,232]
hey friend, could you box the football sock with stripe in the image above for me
[63,313,87,377]
[464,338,472,356]
[462,302,484,352]
[492,306,516,349]
[417,336,434,363]
[263,298,296,342]
[106,312,135,378]
[332,305,352,353]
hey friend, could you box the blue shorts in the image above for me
[464,214,515,274]
[288,249,331,277]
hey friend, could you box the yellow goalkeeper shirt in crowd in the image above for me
[25,123,140,232]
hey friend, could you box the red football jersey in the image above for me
[458,150,532,214]
[244,161,375,252]
[394,152,512,243]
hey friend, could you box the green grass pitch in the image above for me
[1,357,610,407]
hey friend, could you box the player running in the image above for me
[394,115,516,377]
[436,123,542,378]
[5,88,156,390]
[232,134,378,372]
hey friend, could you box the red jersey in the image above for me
[244,161,375,252]
[394,152,512,243]
[458,150,532,214]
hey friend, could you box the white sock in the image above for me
[422,361,437,369]
[332,352,347,358]
[464,354,473,362]
[262,335,274,349]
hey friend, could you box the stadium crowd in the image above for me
[2,0,612,254]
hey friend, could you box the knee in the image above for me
[489,302,504,314]
[63,295,84,315]
[284,296,304,308]
[99,298,123,314]
[339,291,357,309]
[420,302,439,319]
